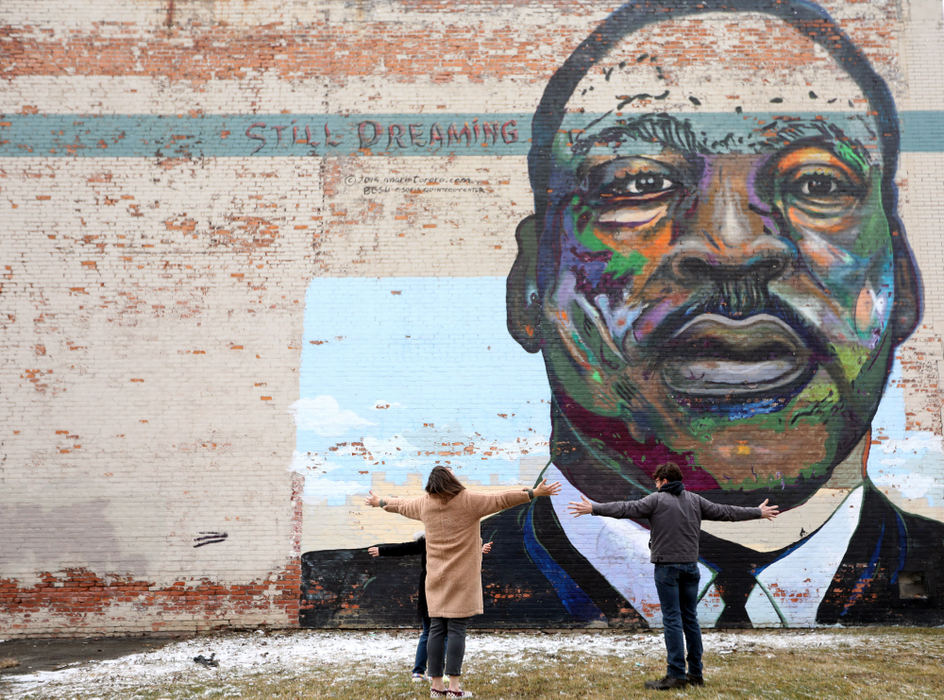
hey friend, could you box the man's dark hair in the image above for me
[425,465,466,500]
[654,462,684,484]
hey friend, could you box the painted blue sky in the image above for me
[291,277,551,505]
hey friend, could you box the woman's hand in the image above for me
[567,495,594,517]
[364,490,381,508]
[367,546,380,557]
[533,479,562,497]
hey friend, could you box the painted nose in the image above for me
[670,160,794,287]
[673,252,790,287]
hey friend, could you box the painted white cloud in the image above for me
[873,432,943,455]
[303,476,368,503]
[289,450,347,474]
[289,395,375,437]
[870,470,939,501]
[362,434,417,456]
[371,400,402,410]
[494,435,551,456]
[866,425,943,509]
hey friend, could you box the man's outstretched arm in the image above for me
[698,495,780,522]
[568,494,655,519]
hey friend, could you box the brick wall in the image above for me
[2,0,943,637]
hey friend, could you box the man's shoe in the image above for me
[412,673,426,682]
[644,675,688,690]
[686,674,704,686]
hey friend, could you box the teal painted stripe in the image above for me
[0,114,526,158]
[901,111,944,152]
[1,111,942,157]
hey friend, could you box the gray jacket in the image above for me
[591,483,762,563]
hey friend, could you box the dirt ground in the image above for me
[0,635,182,676]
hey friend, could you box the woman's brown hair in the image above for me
[425,465,465,501]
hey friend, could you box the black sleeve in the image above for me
[375,539,424,557]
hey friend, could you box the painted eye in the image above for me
[603,172,679,198]
[779,163,865,217]
[795,174,840,197]
[579,157,688,228]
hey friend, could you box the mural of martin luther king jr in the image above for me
[300,0,944,629]
[491,0,944,628]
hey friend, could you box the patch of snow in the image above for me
[2,629,870,698]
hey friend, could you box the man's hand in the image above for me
[758,498,780,520]
[567,495,594,517]
[482,541,492,555]
[533,479,562,497]
[364,490,381,508]
[367,546,380,557]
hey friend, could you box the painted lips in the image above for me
[661,314,812,398]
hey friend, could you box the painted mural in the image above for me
[297,0,944,629]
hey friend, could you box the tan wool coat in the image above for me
[384,488,531,617]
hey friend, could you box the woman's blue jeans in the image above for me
[654,562,703,679]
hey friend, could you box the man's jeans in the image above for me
[654,562,703,679]
[413,616,431,675]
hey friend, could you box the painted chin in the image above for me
[657,314,816,410]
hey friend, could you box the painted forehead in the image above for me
[557,13,881,165]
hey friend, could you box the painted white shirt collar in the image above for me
[547,464,864,628]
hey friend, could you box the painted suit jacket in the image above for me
[300,481,944,628]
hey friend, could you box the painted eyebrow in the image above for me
[566,113,873,168]
[568,114,703,156]
[752,118,873,171]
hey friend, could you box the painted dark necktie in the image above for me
[699,534,783,628]
[712,566,756,627]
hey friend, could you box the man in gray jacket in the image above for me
[569,462,780,690]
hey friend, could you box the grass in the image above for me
[7,627,944,699]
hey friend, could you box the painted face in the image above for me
[533,14,907,500]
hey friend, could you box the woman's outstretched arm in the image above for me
[469,478,562,518]
[364,489,425,520]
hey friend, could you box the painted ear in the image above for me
[506,215,543,353]
[891,232,921,345]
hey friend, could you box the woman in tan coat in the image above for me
[366,466,560,698]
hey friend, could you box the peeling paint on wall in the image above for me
[2,0,943,638]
